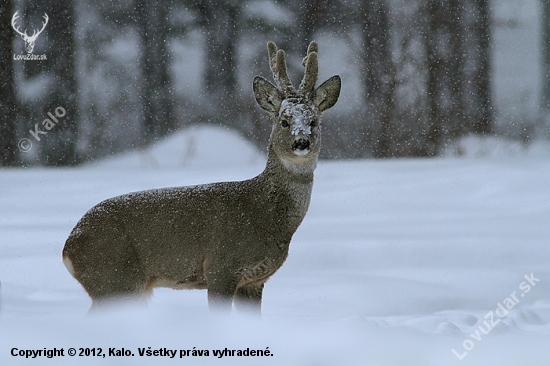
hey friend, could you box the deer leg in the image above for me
[65,234,148,310]
[234,282,264,315]
[206,272,238,314]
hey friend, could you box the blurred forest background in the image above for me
[1,0,550,166]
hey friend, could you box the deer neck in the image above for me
[263,144,316,184]
[258,144,316,227]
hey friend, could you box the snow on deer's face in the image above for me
[253,41,341,166]
[275,98,321,159]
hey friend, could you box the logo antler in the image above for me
[12,11,49,54]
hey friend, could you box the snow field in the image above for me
[1,126,549,365]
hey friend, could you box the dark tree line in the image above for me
[2,0,79,165]
[356,0,494,157]
[0,0,18,166]
[41,0,79,165]
[425,0,493,155]
[1,0,535,166]
[542,0,550,117]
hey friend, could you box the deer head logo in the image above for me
[11,11,49,54]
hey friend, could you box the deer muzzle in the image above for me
[292,139,310,155]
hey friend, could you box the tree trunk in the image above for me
[472,0,492,134]
[448,0,467,138]
[541,0,550,112]
[362,0,394,158]
[199,0,240,126]
[425,0,444,156]
[137,0,173,143]
[0,0,18,166]
[426,0,466,155]
[298,0,332,52]
[38,0,80,165]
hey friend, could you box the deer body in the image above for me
[62,41,340,313]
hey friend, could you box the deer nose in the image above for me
[292,139,310,151]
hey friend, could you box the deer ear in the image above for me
[313,75,341,113]
[253,76,283,114]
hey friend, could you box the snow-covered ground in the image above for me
[1,126,549,365]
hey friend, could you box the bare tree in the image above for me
[136,0,173,143]
[0,0,19,166]
[33,0,80,165]
[5,0,503,163]
[471,0,492,134]
[541,0,550,114]
[425,0,467,155]
[447,0,467,139]
[295,0,339,52]
[196,0,241,126]
[361,0,395,158]
[425,0,446,156]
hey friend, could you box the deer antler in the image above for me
[298,41,319,96]
[267,41,294,96]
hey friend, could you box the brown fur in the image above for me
[62,41,341,314]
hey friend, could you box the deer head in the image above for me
[253,41,341,166]
[12,11,49,54]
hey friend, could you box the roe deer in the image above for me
[62,41,341,314]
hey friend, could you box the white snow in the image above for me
[1,126,550,365]
[279,100,315,136]
[90,125,265,169]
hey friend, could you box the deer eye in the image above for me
[309,119,317,127]
[281,120,289,128]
